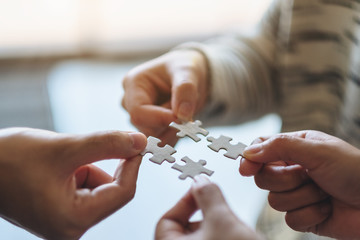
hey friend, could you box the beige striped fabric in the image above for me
[179,0,360,148]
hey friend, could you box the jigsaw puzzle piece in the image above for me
[172,156,214,180]
[207,135,247,160]
[141,136,176,165]
[169,120,209,142]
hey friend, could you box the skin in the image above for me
[156,176,264,240]
[122,49,209,145]
[240,130,360,239]
[0,127,147,240]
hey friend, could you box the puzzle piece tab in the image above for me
[170,120,209,142]
[172,156,214,180]
[141,136,176,165]
[207,135,247,160]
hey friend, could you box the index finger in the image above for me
[155,190,198,239]
[122,79,176,135]
[159,190,197,227]
[127,105,176,136]
[74,155,143,225]
[191,176,232,218]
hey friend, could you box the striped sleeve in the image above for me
[174,0,281,126]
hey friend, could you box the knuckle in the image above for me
[268,135,291,147]
[91,131,126,151]
[125,188,136,202]
[122,69,147,91]
[48,137,77,160]
[122,74,130,88]
[285,213,302,231]
[123,67,141,83]
[268,193,285,211]
[254,175,268,190]
[276,173,300,190]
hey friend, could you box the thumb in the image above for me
[191,176,233,218]
[64,131,147,168]
[243,131,333,171]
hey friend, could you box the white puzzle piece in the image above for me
[170,120,209,142]
[207,135,247,160]
[141,136,176,165]
[172,156,214,180]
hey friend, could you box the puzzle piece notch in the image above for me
[141,136,176,165]
[169,120,209,142]
[207,135,247,160]
[172,156,214,180]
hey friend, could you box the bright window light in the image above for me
[0,0,272,57]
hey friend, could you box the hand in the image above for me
[155,176,263,240]
[241,130,360,239]
[122,50,209,145]
[0,127,147,240]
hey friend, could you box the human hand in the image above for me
[0,127,147,240]
[122,50,209,145]
[155,176,263,240]
[240,130,360,239]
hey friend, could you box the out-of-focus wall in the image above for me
[0,0,272,58]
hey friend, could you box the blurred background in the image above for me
[0,0,272,129]
[0,1,281,239]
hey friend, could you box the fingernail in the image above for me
[243,144,262,157]
[178,101,194,121]
[193,175,210,186]
[129,132,146,151]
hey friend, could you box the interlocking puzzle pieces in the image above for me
[170,120,209,142]
[172,156,214,180]
[141,136,176,165]
[207,135,247,160]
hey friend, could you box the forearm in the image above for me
[175,0,281,126]
[194,36,277,126]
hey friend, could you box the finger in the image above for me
[74,164,112,188]
[251,136,271,144]
[122,83,153,111]
[122,68,171,111]
[239,157,263,176]
[159,190,197,226]
[156,220,201,239]
[268,182,329,212]
[285,200,332,233]
[239,136,272,176]
[78,155,143,224]
[254,164,310,192]
[243,131,333,170]
[171,70,199,121]
[191,176,234,219]
[128,105,176,136]
[155,190,198,239]
[62,131,147,168]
